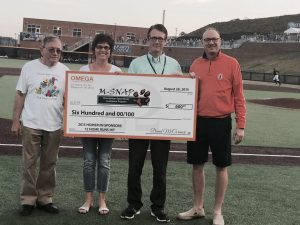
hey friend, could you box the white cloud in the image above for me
[30,0,86,7]
[173,0,211,4]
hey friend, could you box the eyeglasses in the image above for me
[95,45,110,50]
[203,38,220,43]
[149,37,166,43]
[203,37,220,43]
[45,48,62,54]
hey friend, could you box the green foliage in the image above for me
[186,13,300,39]
[0,156,299,225]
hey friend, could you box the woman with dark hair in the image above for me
[78,33,122,215]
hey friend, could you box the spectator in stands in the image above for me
[120,24,182,223]
[78,33,122,216]
[273,68,281,85]
[11,36,69,216]
[63,43,68,50]
[177,27,246,225]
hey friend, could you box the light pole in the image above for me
[162,10,165,25]
[114,23,117,42]
[88,34,93,63]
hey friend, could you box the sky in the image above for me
[1,0,299,38]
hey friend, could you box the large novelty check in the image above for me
[64,71,198,140]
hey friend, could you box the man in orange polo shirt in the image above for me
[177,27,246,225]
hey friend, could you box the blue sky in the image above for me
[1,0,298,38]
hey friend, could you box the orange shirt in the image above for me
[190,52,246,128]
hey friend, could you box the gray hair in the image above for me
[203,27,221,37]
[41,36,61,47]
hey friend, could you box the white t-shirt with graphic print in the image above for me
[16,59,69,131]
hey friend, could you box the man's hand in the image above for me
[11,121,22,137]
[233,128,244,144]
[188,72,196,78]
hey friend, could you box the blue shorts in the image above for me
[187,116,232,167]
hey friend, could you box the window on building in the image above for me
[73,28,82,37]
[27,25,41,34]
[53,27,62,36]
[95,30,105,35]
[126,32,135,41]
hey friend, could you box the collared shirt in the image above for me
[149,52,163,63]
[190,51,246,128]
[128,52,182,75]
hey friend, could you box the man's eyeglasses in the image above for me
[203,37,220,43]
[149,37,166,43]
[45,48,62,54]
[95,45,110,50]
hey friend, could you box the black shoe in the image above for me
[120,206,140,219]
[20,204,35,216]
[151,210,170,223]
[36,203,59,214]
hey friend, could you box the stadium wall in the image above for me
[1,43,300,84]
[2,42,300,66]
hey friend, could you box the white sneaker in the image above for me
[177,208,205,220]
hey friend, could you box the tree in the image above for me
[179,31,186,36]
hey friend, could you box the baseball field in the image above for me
[0,58,299,225]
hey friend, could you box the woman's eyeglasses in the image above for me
[95,45,110,50]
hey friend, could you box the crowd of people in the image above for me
[11,24,246,225]
[98,32,300,49]
[241,33,300,43]
[113,36,239,48]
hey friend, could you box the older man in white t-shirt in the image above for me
[11,36,69,216]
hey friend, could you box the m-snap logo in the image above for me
[70,75,94,82]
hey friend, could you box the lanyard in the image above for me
[147,54,167,75]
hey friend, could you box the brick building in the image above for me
[15,18,201,70]
[20,18,149,50]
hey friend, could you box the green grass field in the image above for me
[238,90,300,148]
[0,59,299,225]
[0,58,83,70]
[0,155,299,225]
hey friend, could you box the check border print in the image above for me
[64,71,198,141]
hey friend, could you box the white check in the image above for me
[64,71,198,140]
